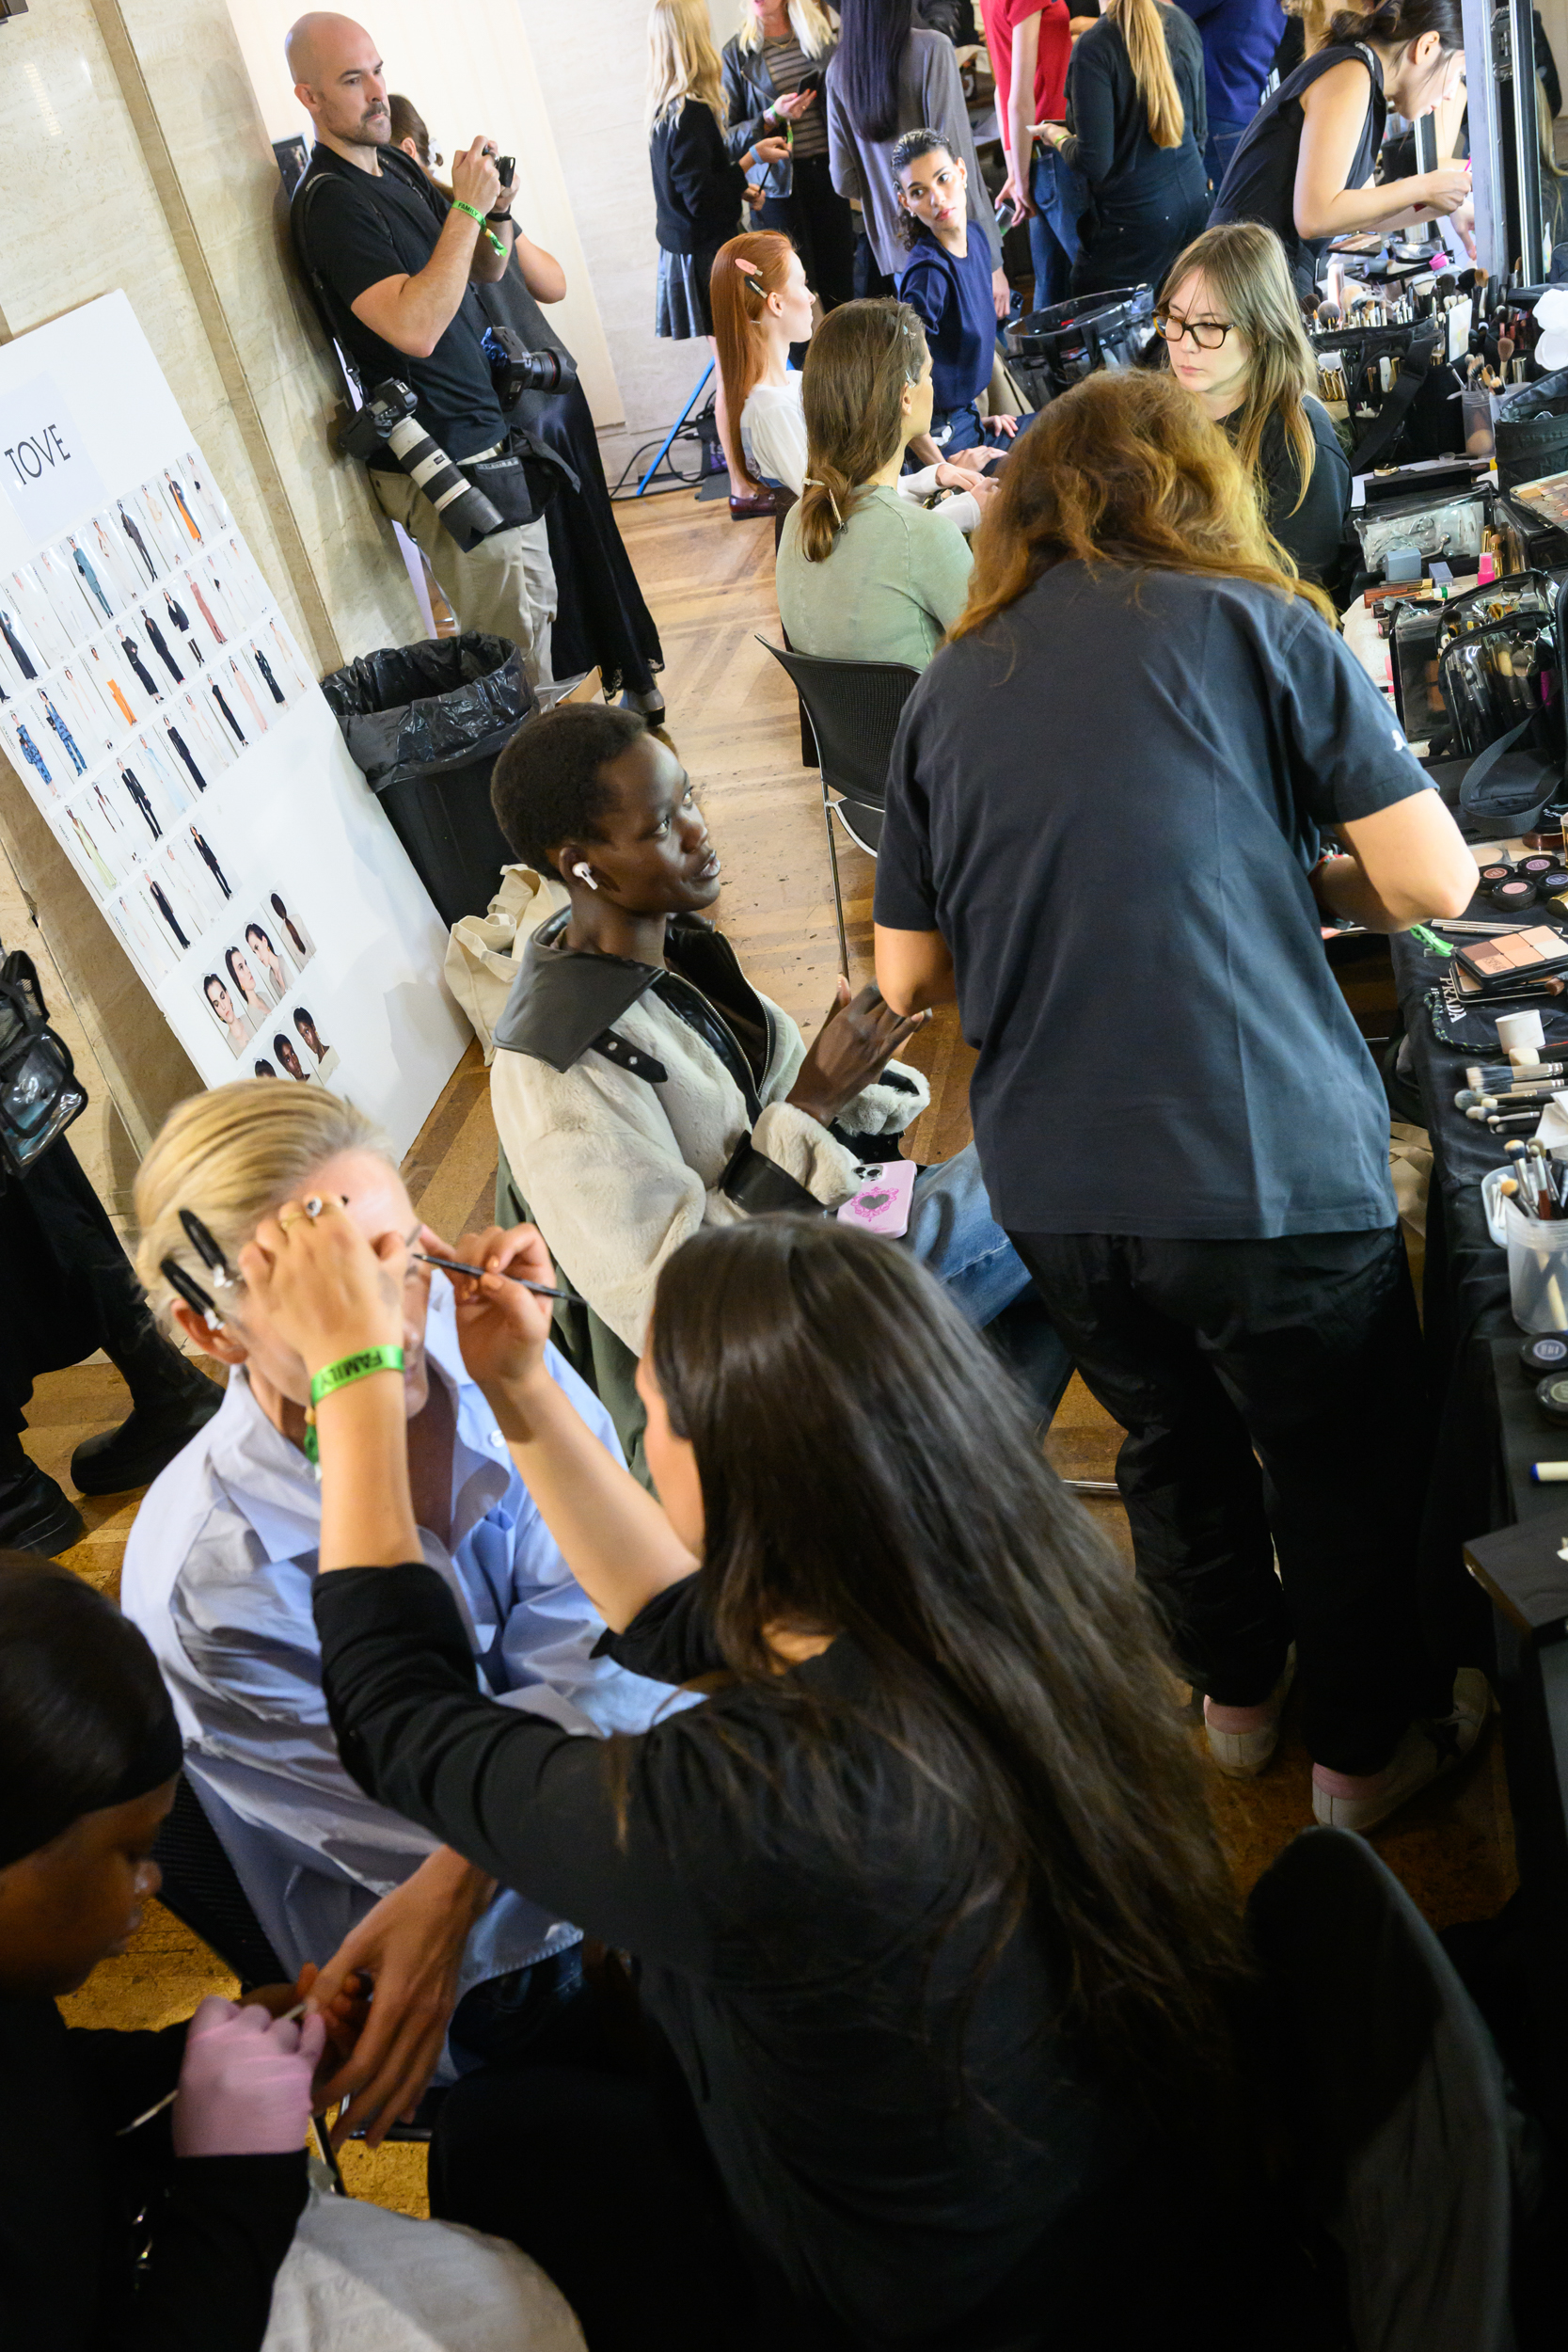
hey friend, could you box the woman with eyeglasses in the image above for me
[1157,221,1352,591]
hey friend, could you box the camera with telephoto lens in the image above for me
[335,377,503,551]
[483,325,578,406]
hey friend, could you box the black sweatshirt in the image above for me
[650,98,748,255]
[1,2001,306,2349]
[315,1563,1146,2347]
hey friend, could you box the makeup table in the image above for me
[1389,888,1568,2134]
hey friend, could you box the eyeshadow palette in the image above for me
[1455,925,1568,992]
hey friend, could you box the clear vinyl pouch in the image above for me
[1435,571,1562,757]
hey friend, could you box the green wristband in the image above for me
[453,197,507,258]
[304,1345,404,1469]
[309,1346,405,1407]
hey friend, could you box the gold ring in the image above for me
[277,1205,306,1231]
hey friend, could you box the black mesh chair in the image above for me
[1247,1826,1533,2352]
[757,639,921,975]
[153,1772,289,1992]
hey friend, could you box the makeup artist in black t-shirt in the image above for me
[876,368,1489,1839]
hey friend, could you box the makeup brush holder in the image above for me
[1505,1198,1568,1329]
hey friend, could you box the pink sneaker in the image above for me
[1204,1646,1296,1778]
[1311,1670,1493,1833]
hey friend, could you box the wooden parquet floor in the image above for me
[21,485,1517,2224]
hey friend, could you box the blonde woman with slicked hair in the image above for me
[1038,0,1210,294]
[1157,219,1352,589]
[121,1080,681,2171]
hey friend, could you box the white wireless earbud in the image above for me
[573,862,599,890]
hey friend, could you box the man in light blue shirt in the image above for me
[124,1242,682,2137]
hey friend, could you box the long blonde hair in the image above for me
[646,0,726,135]
[1108,0,1184,148]
[954,369,1334,644]
[797,299,929,563]
[135,1083,389,1325]
[1159,223,1320,520]
[736,0,836,56]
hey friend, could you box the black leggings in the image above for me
[757,151,856,311]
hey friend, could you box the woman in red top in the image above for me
[982,0,1098,306]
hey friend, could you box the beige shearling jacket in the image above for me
[489,910,929,1352]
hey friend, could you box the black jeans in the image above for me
[1007,1226,1450,1775]
[758,152,857,312]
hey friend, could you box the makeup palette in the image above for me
[1479,862,1514,887]
[1455,924,1568,991]
[1520,854,1559,881]
[1491,877,1539,911]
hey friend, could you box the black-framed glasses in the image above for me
[1155,313,1236,351]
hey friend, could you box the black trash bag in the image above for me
[321,632,527,929]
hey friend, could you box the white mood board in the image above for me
[0,291,468,1153]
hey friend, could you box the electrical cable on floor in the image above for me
[608,390,721,501]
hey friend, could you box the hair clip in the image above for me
[803,476,843,526]
[160,1256,224,1332]
[733,255,760,275]
[180,1207,239,1290]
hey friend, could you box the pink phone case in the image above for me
[837,1157,918,1239]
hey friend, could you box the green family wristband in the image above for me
[303,1346,405,1467]
[452,197,507,257]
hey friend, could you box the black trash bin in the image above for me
[321,633,527,928]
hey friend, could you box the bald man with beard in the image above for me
[287,12,562,692]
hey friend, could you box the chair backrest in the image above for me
[757,639,920,809]
[1246,1827,1517,2352]
[152,1771,288,1993]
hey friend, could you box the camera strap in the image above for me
[462,428,578,531]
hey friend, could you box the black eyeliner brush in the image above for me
[412,1250,568,1302]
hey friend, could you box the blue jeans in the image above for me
[1029,144,1086,312]
[1204,119,1249,202]
[903,1144,1074,1421]
[926,403,1042,461]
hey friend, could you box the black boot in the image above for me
[0,1422,85,1558]
[71,1317,222,1496]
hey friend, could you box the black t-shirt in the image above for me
[874,562,1428,1238]
[1226,394,1352,589]
[1212,42,1386,294]
[314,1560,1148,2344]
[291,143,507,466]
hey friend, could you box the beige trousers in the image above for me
[371,458,557,692]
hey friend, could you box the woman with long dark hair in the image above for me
[261,1196,1257,2350]
[826,0,1007,297]
[874,368,1488,1838]
[1037,0,1211,294]
[1211,0,1472,294]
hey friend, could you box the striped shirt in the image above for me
[764,35,829,156]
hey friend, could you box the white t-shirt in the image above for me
[740,373,984,534]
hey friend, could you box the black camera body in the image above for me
[483,325,578,407]
[336,377,419,462]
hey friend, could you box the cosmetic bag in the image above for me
[1428,572,1567,838]
[0,945,87,1184]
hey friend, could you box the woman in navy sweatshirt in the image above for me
[891,128,1022,458]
